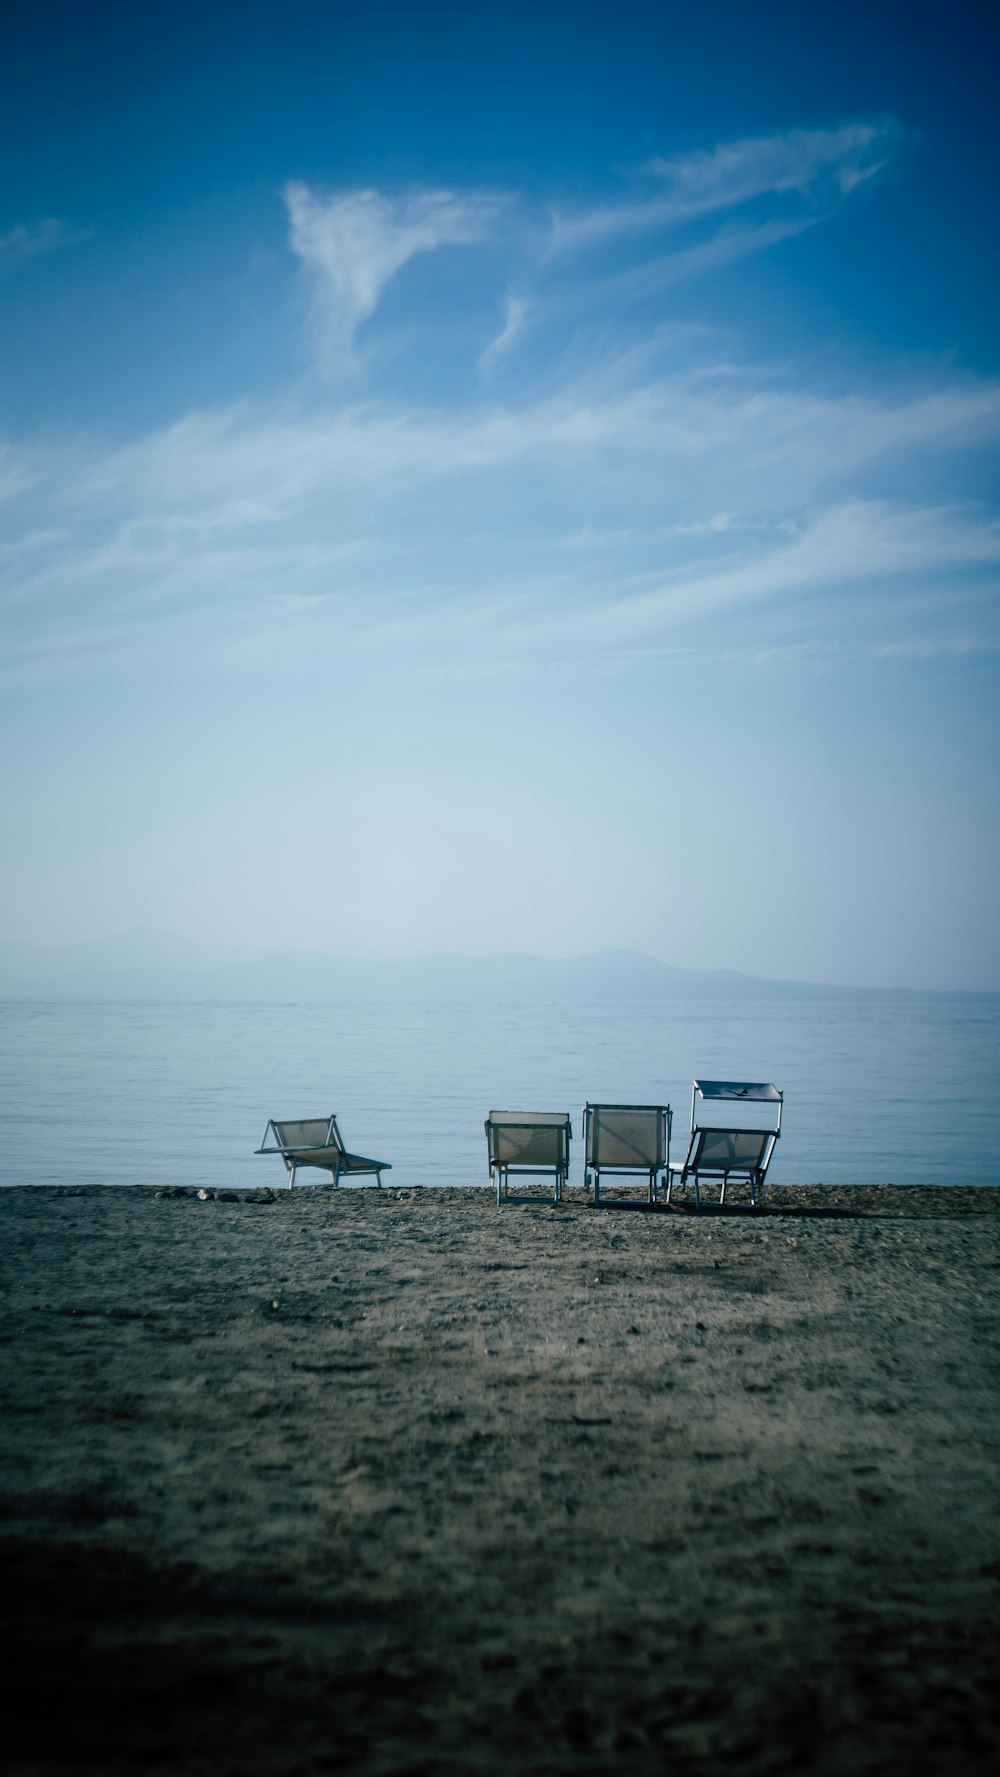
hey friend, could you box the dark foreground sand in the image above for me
[1,1183,998,1777]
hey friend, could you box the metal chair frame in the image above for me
[582,1102,672,1206]
[666,1082,782,1209]
[256,1115,391,1188]
[485,1112,572,1207]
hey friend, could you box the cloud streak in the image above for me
[549,120,902,254]
[281,120,903,376]
[569,502,1000,644]
[2,126,995,697]
[284,183,507,367]
[0,217,89,278]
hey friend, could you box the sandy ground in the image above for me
[0,1181,998,1777]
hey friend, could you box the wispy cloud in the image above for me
[876,632,1000,660]
[56,362,999,530]
[0,217,89,278]
[674,513,742,536]
[3,127,996,696]
[284,182,507,368]
[549,120,902,255]
[645,120,902,209]
[569,502,1000,643]
[480,293,528,372]
[278,121,904,380]
[0,441,40,504]
[590,215,818,307]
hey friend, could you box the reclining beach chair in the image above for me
[485,1111,572,1206]
[667,1081,782,1209]
[582,1103,672,1206]
[255,1116,391,1188]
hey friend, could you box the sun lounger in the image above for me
[582,1102,672,1205]
[667,1081,782,1209]
[255,1116,391,1188]
[485,1111,572,1206]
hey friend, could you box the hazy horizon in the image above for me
[2,925,997,998]
[2,3,998,992]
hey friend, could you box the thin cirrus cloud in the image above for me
[51,363,1000,527]
[0,217,89,278]
[2,117,997,692]
[567,502,1000,645]
[588,215,820,308]
[283,122,904,376]
[479,294,529,372]
[548,119,903,255]
[2,369,998,687]
[283,181,508,368]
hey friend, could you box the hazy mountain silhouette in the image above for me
[0,931,986,1000]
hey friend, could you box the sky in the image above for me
[1,0,998,990]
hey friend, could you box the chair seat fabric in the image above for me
[256,1116,391,1187]
[486,1112,572,1206]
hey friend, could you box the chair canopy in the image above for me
[692,1081,783,1134]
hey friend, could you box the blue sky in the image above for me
[1,0,998,988]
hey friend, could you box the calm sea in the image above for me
[0,994,996,1191]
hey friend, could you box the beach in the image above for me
[1,1182,998,1776]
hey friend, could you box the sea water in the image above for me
[0,994,996,1190]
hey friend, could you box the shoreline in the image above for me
[4,1182,1000,1206]
[2,1184,998,1773]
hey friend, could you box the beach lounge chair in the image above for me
[583,1103,672,1206]
[485,1111,572,1206]
[667,1081,782,1209]
[255,1116,391,1188]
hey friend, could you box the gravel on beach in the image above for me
[1,1182,998,1776]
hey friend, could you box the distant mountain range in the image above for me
[0,931,989,1001]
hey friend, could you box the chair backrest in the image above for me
[269,1117,345,1157]
[584,1103,669,1169]
[486,1112,571,1170]
[687,1127,775,1175]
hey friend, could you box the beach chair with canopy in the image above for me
[255,1116,391,1188]
[582,1102,672,1206]
[667,1081,782,1209]
[485,1111,572,1206]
